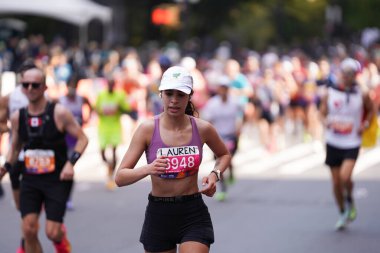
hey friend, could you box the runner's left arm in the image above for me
[56,105,88,180]
[60,105,88,155]
[120,91,131,114]
[198,119,231,197]
[361,92,376,132]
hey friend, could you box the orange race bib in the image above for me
[24,149,56,174]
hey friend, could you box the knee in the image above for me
[341,176,352,188]
[332,179,341,190]
[23,221,39,240]
[46,225,63,242]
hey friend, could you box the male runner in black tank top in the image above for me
[0,66,88,253]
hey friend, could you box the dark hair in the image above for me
[67,72,81,88]
[18,59,37,74]
[185,91,198,117]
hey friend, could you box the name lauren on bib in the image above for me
[156,146,201,179]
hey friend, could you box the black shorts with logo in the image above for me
[140,193,214,252]
[20,178,73,222]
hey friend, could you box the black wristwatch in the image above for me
[210,169,221,182]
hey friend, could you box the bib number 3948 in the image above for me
[24,149,56,174]
[156,146,200,173]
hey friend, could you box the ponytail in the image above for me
[185,91,198,117]
[185,100,198,117]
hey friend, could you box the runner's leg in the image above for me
[22,213,42,253]
[330,167,345,213]
[46,220,71,253]
[179,241,209,253]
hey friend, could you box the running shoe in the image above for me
[215,192,227,202]
[347,204,357,222]
[303,133,312,143]
[335,211,349,231]
[16,238,25,253]
[54,224,71,253]
[227,176,236,186]
[106,179,116,191]
[16,246,25,253]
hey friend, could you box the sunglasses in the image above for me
[22,82,42,89]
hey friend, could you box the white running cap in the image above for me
[340,58,361,73]
[159,66,193,94]
[217,75,231,87]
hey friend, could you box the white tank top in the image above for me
[8,85,29,161]
[325,86,363,148]
[59,95,84,125]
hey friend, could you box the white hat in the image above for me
[159,66,193,94]
[180,56,196,70]
[340,58,361,73]
[217,75,231,87]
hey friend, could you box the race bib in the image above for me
[24,149,56,174]
[102,103,118,115]
[156,146,201,179]
[328,116,354,135]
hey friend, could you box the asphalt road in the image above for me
[1,125,380,253]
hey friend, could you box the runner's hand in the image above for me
[199,175,217,197]
[60,162,75,180]
[148,156,168,176]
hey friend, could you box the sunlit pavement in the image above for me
[1,121,380,253]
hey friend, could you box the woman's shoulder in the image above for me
[135,117,156,137]
[192,116,214,134]
[127,117,156,147]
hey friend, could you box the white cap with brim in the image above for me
[159,66,193,95]
[340,58,361,73]
[217,75,231,87]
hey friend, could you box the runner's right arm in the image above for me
[0,95,10,134]
[319,92,329,127]
[0,110,22,180]
[115,121,167,187]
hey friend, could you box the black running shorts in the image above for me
[140,193,214,252]
[20,178,73,222]
[9,160,24,190]
[325,144,360,167]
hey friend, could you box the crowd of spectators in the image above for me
[1,34,380,151]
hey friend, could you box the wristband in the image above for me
[69,151,81,165]
[210,170,220,182]
[3,162,12,172]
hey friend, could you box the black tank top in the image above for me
[19,102,68,180]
